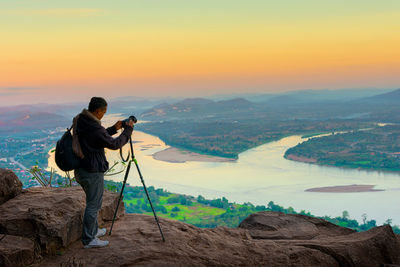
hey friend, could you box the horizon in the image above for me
[0,87,398,108]
[1,0,400,105]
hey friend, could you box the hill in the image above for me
[140,97,256,121]
[359,88,400,103]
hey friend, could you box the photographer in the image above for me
[72,97,134,248]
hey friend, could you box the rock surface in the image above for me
[0,168,22,205]
[0,186,124,264]
[39,214,400,267]
[0,171,399,266]
[239,211,355,239]
[0,235,36,267]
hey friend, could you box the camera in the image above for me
[122,115,137,128]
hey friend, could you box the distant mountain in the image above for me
[139,98,214,119]
[178,98,214,106]
[107,98,178,116]
[359,88,400,103]
[140,97,256,120]
[0,103,82,118]
[283,88,394,103]
[210,88,393,103]
[264,95,301,106]
[216,98,253,108]
[0,108,69,133]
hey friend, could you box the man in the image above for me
[73,97,134,248]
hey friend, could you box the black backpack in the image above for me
[55,127,81,171]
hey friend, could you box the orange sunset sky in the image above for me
[1,0,399,105]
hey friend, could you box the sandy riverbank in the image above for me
[152,147,237,163]
[305,184,384,193]
[286,154,317,163]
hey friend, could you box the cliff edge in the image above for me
[0,169,399,266]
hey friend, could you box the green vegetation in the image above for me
[104,180,400,234]
[285,125,400,172]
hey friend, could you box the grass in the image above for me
[146,203,225,222]
[352,161,372,165]
[126,194,226,223]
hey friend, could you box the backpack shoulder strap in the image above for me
[67,124,73,132]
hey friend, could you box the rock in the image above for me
[239,211,355,239]
[39,214,400,267]
[0,186,124,256]
[276,225,400,266]
[39,214,287,266]
[99,190,125,221]
[1,170,399,266]
[0,168,23,205]
[0,234,36,267]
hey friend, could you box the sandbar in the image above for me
[152,147,237,163]
[286,154,317,163]
[305,184,384,193]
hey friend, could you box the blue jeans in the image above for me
[74,168,104,245]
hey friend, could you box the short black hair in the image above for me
[88,97,108,112]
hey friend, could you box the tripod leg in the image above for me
[109,160,132,236]
[133,158,166,242]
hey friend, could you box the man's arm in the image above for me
[106,121,123,136]
[106,126,117,136]
[98,125,133,150]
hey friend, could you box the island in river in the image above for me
[285,124,400,173]
[305,184,384,193]
[152,147,236,163]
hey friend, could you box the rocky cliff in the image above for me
[0,169,399,266]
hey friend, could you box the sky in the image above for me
[1,0,400,105]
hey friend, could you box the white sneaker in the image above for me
[84,238,109,249]
[95,228,107,238]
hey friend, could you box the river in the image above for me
[47,115,400,225]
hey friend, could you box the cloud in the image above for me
[3,8,105,17]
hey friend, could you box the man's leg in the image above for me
[75,168,104,245]
[94,173,104,235]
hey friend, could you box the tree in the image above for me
[342,210,350,220]
[197,195,206,203]
[172,206,180,212]
[157,206,168,214]
[362,213,367,225]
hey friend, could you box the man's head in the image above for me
[88,97,107,120]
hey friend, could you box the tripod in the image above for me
[109,136,165,242]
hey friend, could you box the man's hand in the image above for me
[114,121,123,130]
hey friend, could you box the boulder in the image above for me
[0,186,124,255]
[39,213,400,267]
[0,234,36,267]
[0,168,23,205]
[239,211,355,239]
[276,225,400,266]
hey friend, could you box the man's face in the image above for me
[94,106,107,120]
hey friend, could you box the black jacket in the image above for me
[76,111,133,173]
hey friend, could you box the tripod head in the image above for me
[122,115,137,128]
